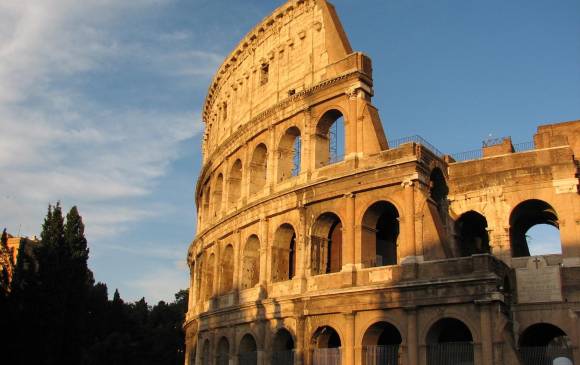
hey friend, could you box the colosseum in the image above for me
[184,1,580,364]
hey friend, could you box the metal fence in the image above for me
[239,351,258,365]
[216,354,229,365]
[272,350,295,365]
[312,348,342,365]
[513,141,534,152]
[520,346,574,365]
[363,345,400,365]
[388,135,445,158]
[450,149,482,162]
[427,342,474,365]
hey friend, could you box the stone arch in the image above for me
[277,126,302,181]
[203,253,215,301]
[216,337,230,365]
[311,326,342,365]
[213,173,224,217]
[509,199,560,257]
[311,212,343,275]
[201,339,210,365]
[272,223,297,282]
[272,328,296,364]
[202,183,211,226]
[239,333,258,365]
[362,321,403,365]
[425,317,474,365]
[455,211,490,256]
[429,167,448,213]
[250,143,268,195]
[241,235,260,289]
[315,109,345,168]
[519,323,573,365]
[361,201,400,268]
[220,244,234,294]
[228,159,243,207]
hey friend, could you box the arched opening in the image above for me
[315,110,345,168]
[272,224,297,282]
[278,127,301,181]
[362,322,402,365]
[519,323,573,365]
[525,224,562,256]
[311,213,343,275]
[455,211,490,256]
[203,253,215,302]
[426,318,474,365]
[220,245,234,294]
[228,159,243,208]
[216,337,230,365]
[272,328,295,365]
[250,144,268,195]
[213,174,224,217]
[510,200,560,257]
[202,184,210,226]
[429,168,449,216]
[241,235,260,290]
[239,334,258,365]
[362,201,399,268]
[312,326,341,365]
[201,339,210,365]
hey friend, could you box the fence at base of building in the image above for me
[427,342,474,365]
[363,345,400,365]
[238,352,258,365]
[272,350,295,365]
[312,348,342,365]
[520,346,574,365]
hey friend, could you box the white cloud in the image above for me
[0,0,210,302]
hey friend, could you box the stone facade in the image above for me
[184,1,580,364]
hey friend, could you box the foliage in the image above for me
[4,204,187,365]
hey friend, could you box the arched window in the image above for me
[312,326,341,365]
[201,339,210,365]
[213,174,224,217]
[228,159,243,208]
[250,144,268,195]
[430,168,449,216]
[311,213,343,275]
[455,211,490,256]
[241,235,260,289]
[272,329,295,364]
[426,318,474,365]
[272,224,297,282]
[216,337,230,365]
[362,322,402,365]
[315,110,345,167]
[509,200,560,257]
[519,323,573,365]
[220,245,234,294]
[362,201,399,267]
[203,253,215,301]
[239,334,258,365]
[278,127,301,181]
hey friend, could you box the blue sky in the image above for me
[0,0,578,303]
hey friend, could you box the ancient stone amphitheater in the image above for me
[184,1,580,364]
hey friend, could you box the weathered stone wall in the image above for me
[184,1,580,364]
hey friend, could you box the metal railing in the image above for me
[520,346,574,365]
[272,350,295,365]
[239,351,258,365]
[216,354,229,365]
[513,141,534,152]
[312,348,342,365]
[363,345,400,365]
[427,342,474,365]
[388,135,445,158]
[450,149,482,162]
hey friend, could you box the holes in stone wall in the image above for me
[455,211,490,256]
[250,144,268,195]
[510,199,560,257]
[362,201,399,268]
[315,110,345,168]
[278,127,302,181]
[241,235,260,289]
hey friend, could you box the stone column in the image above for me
[406,307,418,365]
[344,312,356,365]
[296,315,306,365]
[401,179,418,263]
[233,230,241,293]
[297,205,308,283]
[267,125,276,191]
[259,217,269,296]
[479,303,493,365]
[213,241,221,300]
[346,88,359,157]
[344,193,356,269]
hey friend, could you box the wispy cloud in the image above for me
[0,0,211,300]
